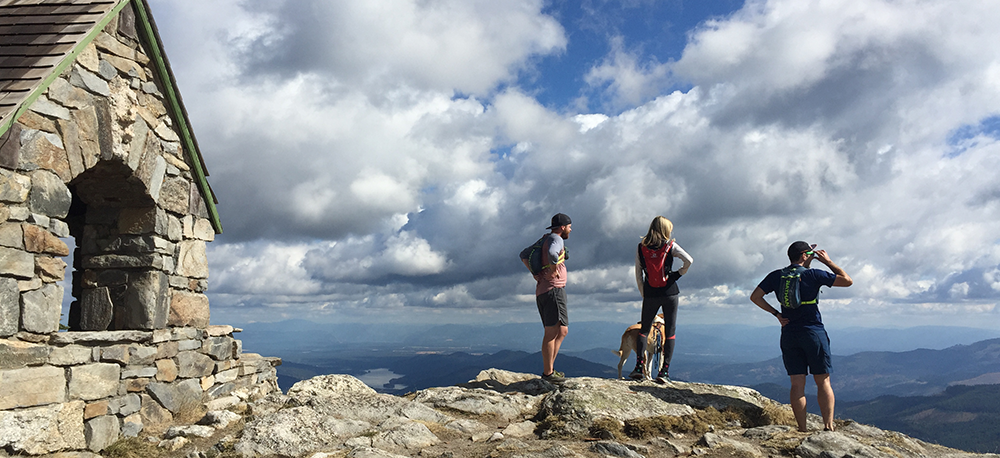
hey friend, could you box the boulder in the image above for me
[413,385,543,422]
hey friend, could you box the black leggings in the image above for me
[635,294,678,368]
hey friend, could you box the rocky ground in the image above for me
[17,369,1000,458]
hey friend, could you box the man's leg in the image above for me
[789,374,808,432]
[542,325,568,375]
[814,374,835,431]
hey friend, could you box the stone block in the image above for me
[156,358,177,382]
[118,206,167,235]
[0,400,85,455]
[152,328,171,343]
[0,365,66,409]
[169,290,209,328]
[83,254,162,269]
[49,344,93,365]
[0,246,35,279]
[176,240,208,278]
[84,400,109,419]
[23,223,70,255]
[56,119,87,179]
[19,276,43,292]
[167,214,182,241]
[101,344,130,364]
[47,76,92,109]
[122,414,143,437]
[0,222,23,248]
[69,363,121,401]
[8,205,30,221]
[28,169,72,217]
[127,116,149,171]
[117,270,168,330]
[0,124,21,169]
[69,66,110,97]
[124,377,150,392]
[0,339,51,369]
[36,255,67,281]
[215,368,238,384]
[159,177,189,214]
[77,42,99,72]
[172,326,201,341]
[176,350,214,378]
[0,277,18,336]
[200,375,215,391]
[85,415,120,452]
[48,330,152,345]
[129,345,158,365]
[20,130,71,183]
[71,106,102,169]
[20,283,63,333]
[147,378,203,414]
[177,339,201,351]
[97,59,117,80]
[156,340,179,359]
[50,218,70,237]
[109,393,141,416]
[192,218,215,241]
[202,336,234,361]
[79,286,113,331]
[0,169,30,203]
[94,32,135,60]
[121,366,157,379]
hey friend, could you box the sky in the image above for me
[145,0,1000,329]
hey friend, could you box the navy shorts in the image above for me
[780,327,832,375]
[536,287,568,327]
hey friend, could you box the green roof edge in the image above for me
[132,0,223,234]
[0,0,223,234]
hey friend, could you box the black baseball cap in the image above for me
[546,213,572,229]
[788,241,816,259]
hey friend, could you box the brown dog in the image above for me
[612,314,666,379]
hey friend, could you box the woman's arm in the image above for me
[672,242,693,275]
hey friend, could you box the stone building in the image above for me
[0,0,278,454]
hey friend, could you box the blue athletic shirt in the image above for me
[757,266,836,331]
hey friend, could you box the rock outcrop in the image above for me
[91,369,998,458]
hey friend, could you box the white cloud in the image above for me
[149,0,1000,327]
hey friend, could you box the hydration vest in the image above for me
[777,265,816,310]
[638,240,674,288]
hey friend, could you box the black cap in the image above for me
[787,241,816,260]
[546,213,572,229]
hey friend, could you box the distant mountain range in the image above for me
[236,320,1000,453]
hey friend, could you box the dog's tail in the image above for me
[611,350,623,357]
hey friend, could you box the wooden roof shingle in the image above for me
[0,0,222,233]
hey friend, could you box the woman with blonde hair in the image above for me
[630,216,693,382]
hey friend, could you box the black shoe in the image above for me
[542,371,565,382]
[628,365,645,380]
[655,368,670,383]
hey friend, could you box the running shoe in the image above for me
[542,371,565,382]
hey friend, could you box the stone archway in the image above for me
[66,160,171,331]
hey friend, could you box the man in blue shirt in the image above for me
[750,241,853,432]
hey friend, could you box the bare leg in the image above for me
[789,374,808,432]
[814,374,835,431]
[542,325,568,375]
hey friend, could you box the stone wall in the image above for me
[0,325,279,455]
